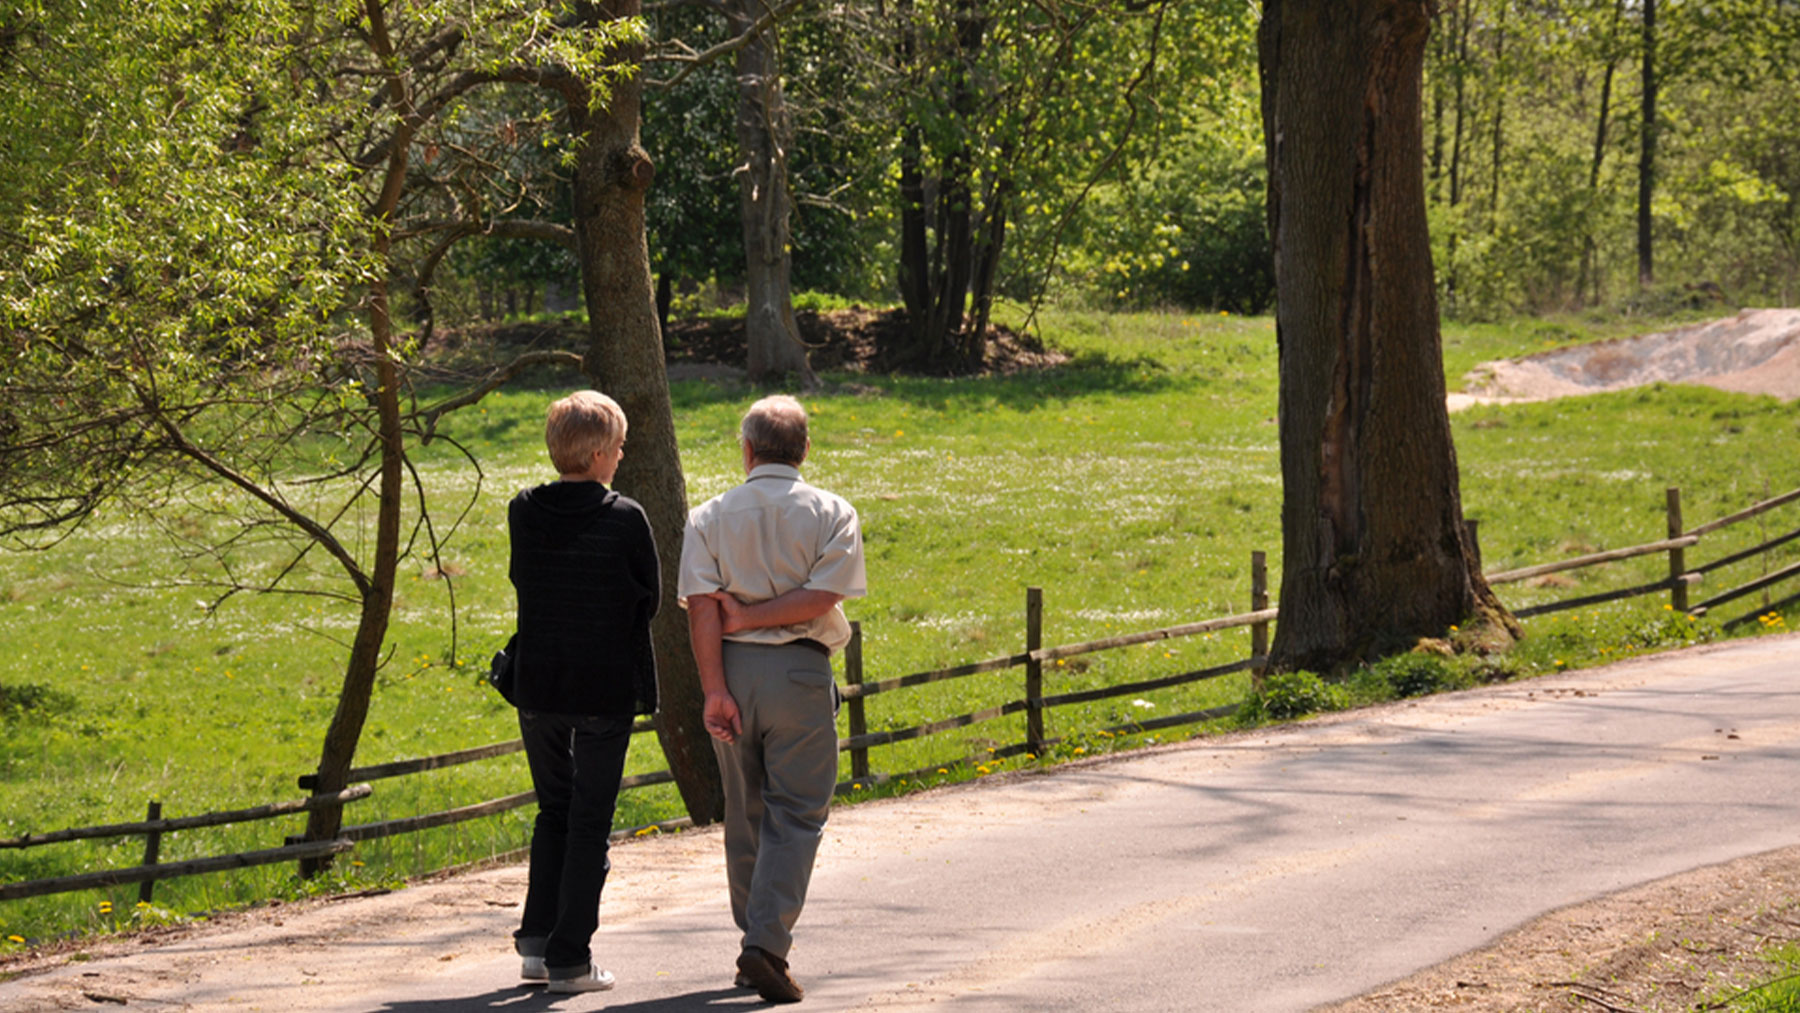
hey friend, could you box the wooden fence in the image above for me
[0,787,370,902]
[3,483,1795,906]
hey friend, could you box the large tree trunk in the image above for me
[1259,0,1516,675]
[566,0,724,825]
[729,5,814,386]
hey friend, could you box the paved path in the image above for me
[3,634,1797,1012]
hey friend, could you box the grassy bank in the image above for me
[2,307,1797,945]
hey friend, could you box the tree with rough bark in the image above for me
[1258,0,1517,675]
[555,0,728,825]
[0,0,681,862]
[353,0,733,827]
[725,0,816,385]
[644,0,818,385]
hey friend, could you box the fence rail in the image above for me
[0,840,357,903]
[0,788,371,903]
[0,786,373,850]
[5,481,1796,907]
[1484,536,1699,585]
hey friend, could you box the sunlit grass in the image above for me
[2,306,1796,944]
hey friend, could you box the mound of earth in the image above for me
[664,306,1064,379]
[422,308,1065,384]
[1453,308,1800,410]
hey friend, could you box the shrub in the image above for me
[1238,671,1345,724]
[1343,665,1397,706]
[0,682,77,723]
[1371,652,1471,699]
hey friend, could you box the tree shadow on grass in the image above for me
[668,352,1194,416]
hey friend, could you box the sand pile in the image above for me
[1452,308,1800,410]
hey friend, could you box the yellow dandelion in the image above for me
[976,766,990,775]
[1073,747,1086,755]
[936,768,948,775]
[6,935,22,944]
[852,783,862,790]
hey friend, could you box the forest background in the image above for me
[2,0,1799,945]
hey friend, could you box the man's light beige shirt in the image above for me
[678,464,866,653]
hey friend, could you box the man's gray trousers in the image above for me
[712,640,839,960]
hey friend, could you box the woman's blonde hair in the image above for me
[546,391,627,475]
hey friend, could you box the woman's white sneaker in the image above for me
[548,966,616,993]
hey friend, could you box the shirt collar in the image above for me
[747,463,802,482]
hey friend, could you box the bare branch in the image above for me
[648,0,812,88]
[150,411,374,598]
[416,350,586,441]
[355,66,583,170]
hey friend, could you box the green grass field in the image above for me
[3,307,1797,945]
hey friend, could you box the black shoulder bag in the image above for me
[486,633,519,705]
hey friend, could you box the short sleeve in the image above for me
[676,511,725,607]
[804,503,866,598]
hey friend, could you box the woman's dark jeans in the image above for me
[514,709,634,974]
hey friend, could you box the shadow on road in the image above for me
[370,985,761,1012]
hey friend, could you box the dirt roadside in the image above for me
[1321,844,1800,1012]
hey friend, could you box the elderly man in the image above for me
[679,394,866,1005]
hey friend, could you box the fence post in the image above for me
[1667,487,1688,611]
[1250,552,1269,691]
[1025,587,1045,756]
[138,800,162,905]
[845,621,868,782]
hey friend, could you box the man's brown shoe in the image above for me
[736,946,804,1004]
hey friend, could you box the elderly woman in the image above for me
[506,390,660,993]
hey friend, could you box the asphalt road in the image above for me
[3,633,1796,1012]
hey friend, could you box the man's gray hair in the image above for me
[741,394,808,466]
